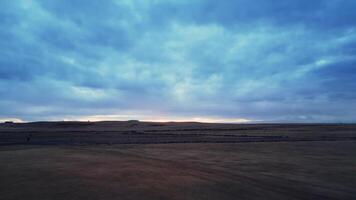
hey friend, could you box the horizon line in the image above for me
[1,119,355,125]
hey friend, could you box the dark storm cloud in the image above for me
[0,0,356,122]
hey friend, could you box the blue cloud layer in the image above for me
[0,0,356,122]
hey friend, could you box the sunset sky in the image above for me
[1,0,356,123]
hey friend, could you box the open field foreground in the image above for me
[1,122,356,200]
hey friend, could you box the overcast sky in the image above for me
[1,0,356,122]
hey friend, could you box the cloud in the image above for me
[0,0,356,122]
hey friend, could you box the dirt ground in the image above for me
[1,141,356,200]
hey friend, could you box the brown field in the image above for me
[1,122,356,200]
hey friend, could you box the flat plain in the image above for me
[1,121,356,200]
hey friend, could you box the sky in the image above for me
[0,0,356,123]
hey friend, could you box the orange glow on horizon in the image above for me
[70,114,254,124]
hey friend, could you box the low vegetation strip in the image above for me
[1,122,356,146]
